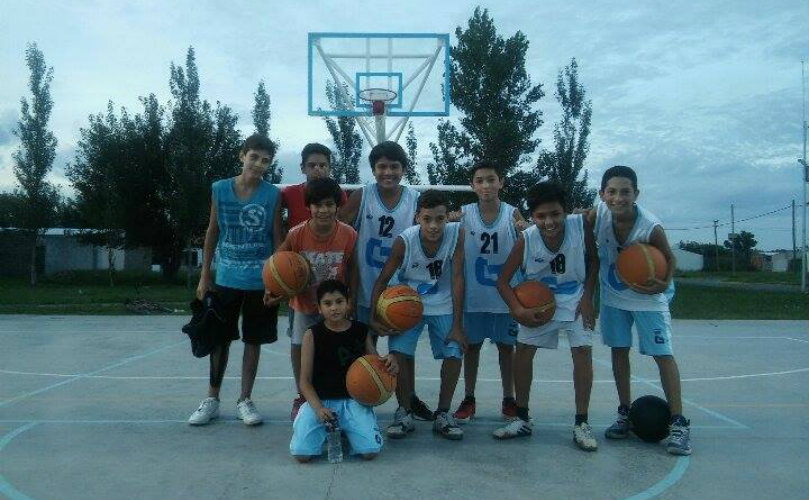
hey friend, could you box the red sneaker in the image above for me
[502,398,518,420]
[290,395,305,421]
[452,396,476,423]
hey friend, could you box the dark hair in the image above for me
[316,279,350,302]
[368,141,409,171]
[526,182,568,213]
[601,165,638,191]
[416,189,448,212]
[304,177,343,207]
[469,160,502,181]
[240,134,276,157]
[300,143,332,165]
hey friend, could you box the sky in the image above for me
[1,0,807,251]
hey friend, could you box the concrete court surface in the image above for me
[0,315,807,500]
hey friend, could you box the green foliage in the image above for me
[536,58,596,210]
[252,80,282,183]
[404,123,422,185]
[323,81,362,183]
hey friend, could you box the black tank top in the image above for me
[311,320,368,400]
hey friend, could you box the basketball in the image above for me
[346,355,397,406]
[261,251,311,297]
[616,243,667,292]
[513,280,555,325]
[629,395,671,443]
[375,285,423,331]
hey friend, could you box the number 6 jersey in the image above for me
[521,214,586,322]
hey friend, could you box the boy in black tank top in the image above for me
[290,280,398,462]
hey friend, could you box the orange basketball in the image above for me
[375,285,423,331]
[513,280,555,325]
[261,251,311,297]
[616,243,667,292]
[346,355,397,406]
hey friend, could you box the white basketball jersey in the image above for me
[397,223,461,316]
[595,201,669,311]
[461,202,519,313]
[521,215,586,322]
[354,184,420,308]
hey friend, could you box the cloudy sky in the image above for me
[1,1,807,250]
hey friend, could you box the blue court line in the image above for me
[622,456,690,500]
[0,340,185,410]
[0,422,37,500]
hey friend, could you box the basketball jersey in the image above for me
[461,202,519,313]
[354,183,420,308]
[521,215,586,322]
[311,320,368,400]
[594,201,670,312]
[212,178,279,291]
[396,223,461,316]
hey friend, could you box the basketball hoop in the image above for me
[359,88,397,116]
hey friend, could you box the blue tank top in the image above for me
[213,178,279,290]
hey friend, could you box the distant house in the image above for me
[671,247,703,271]
[766,250,798,273]
[0,228,151,277]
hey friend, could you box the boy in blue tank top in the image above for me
[369,190,467,441]
[189,134,282,427]
[587,165,691,456]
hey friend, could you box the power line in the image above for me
[667,204,792,231]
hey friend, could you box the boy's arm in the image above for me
[496,239,543,327]
[577,216,598,330]
[364,332,399,375]
[368,236,405,336]
[338,188,362,226]
[263,230,294,306]
[272,195,283,252]
[446,228,467,352]
[299,329,333,422]
[512,208,529,232]
[197,194,219,300]
[633,226,676,294]
[347,242,359,315]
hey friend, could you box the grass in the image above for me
[675,270,802,285]
[670,283,807,320]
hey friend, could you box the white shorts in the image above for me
[290,399,383,456]
[517,317,593,349]
[291,310,322,346]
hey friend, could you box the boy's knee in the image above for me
[495,343,514,352]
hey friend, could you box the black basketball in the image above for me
[629,395,671,443]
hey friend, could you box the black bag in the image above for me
[181,292,226,358]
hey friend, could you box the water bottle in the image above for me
[326,419,343,464]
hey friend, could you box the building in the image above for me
[671,247,703,271]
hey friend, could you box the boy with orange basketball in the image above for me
[291,279,397,462]
[189,134,282,427]
[369,190,467,440]
[267,177,358,421]
[494,182,599,451]
[588,165,691,456]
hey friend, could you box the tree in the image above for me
[12,43,59,285]
[724,230,757,255]
[536,58,596,210]
[322,81,363,183]
[426,120,474,208]
[252,81,282,183]
[404,123,422,184]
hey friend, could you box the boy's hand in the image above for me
[446,326,467,353]
[576,299,596,330]
[447,210,463,222]
[315,407,335,423]
[369,318,398,337]
[381,354,399,376]
[263,291,285,307]
[513,218,529,232]
[196,276,214,300]
[631,278,668,295]
[513,306,546,328]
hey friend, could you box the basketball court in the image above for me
[1,314,806,500]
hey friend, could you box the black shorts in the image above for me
[216,285,279,345]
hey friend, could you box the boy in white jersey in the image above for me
[369,190,467,440]
[588,165,691,456]
[451,161,524,422]
[338,141,434,422]
[494,183,599,451]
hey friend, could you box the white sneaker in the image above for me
[386,407,415,439]
[573,422,598,451]
[433,411,463,440]
[188,397,219,425]
[236,398,263,426]
[493,418,533,439]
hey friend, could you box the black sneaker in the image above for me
[410,395,435,421]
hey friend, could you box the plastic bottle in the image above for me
[326,419,343,464]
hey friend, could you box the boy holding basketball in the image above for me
[338,141,434,422]
[494,182,599,451]
[189,134,282,427]
[267,177,358,420]
[370,190,467,440]
[291,279,397,462]
[588,165,691,456]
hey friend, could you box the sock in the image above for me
[516,406,530,422]
[575,413,588,426]
[465,394,476,402]
[502,396,515,403]
[437,408,449,414]
[670,414,688,426]
[618,404,630,417]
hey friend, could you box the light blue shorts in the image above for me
[464,312,518,346]
[356,305,371,324]
[290,399,383,457]
[599,305,673,356]
[388,314,462,359]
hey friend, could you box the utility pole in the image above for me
[802,60,808,293]
[731,204,736,274]
[713,219,720,271]
[793,199,797,262]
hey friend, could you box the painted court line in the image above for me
[622,456,690,500]
[0,422,37,500]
